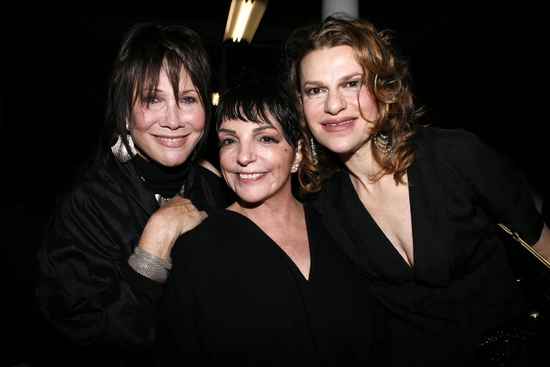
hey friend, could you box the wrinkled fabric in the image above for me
[155,204,391,366]
[35,158,227,366]
[313,127,543,367]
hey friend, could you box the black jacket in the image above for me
[35,157,227,366]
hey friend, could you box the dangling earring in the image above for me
[111,122,137,163]
[310,138,319,165]
[372,131,394,156]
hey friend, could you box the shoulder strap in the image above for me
[498,223,550,269]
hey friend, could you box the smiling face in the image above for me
[130,68,205,167]
[299,45,379,157]
[218,115,302,207]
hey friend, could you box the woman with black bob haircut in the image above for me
[154,70,389,366]
[214,70,302,151]
[35,23,227,366]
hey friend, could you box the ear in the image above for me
[294,90,303,106]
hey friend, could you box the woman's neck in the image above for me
[228,193,302,229]
[340,141,383,183]
[131,155,191,198]
[230,195,309,279]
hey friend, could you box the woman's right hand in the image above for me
[137,196,208,259]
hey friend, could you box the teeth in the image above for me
[326,120,352,127]
[159,137,183,142]
[239,173,263,179]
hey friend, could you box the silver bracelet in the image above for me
[128,247,173,283]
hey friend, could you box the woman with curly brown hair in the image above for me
[285,14,550,366]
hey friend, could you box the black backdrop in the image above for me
[1,1,548,365]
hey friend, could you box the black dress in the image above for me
[155,203,390,366]
[312,127,543,366]
[35,156,227,366]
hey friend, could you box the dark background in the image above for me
[1,0,548,365]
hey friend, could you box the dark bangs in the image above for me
[130,45,190,107]
[216,72,301,150]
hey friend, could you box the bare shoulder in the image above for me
[198,158,221,177]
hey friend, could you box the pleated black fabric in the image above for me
[35,157,228,367]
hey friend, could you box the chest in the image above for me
[265,220,311,280]
[353,175,415,267]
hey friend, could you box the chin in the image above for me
[324,144,354,155]
[155,154,192,167]
[162,161,187,168]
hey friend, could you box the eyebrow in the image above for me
[143,87,198,94]
[302,72,362,87]
[218,124,277,135]
[252,125,276,132]
[218,128,236,134]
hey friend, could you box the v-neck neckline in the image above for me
[224,209,313,283]
[341,171,415,272]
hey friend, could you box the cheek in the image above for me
[302,101,319,123]
[360,91,379,119]
[131,108,154,131]
[304,114,319,134]
[220,155,237,190]
[221,169,232,187]
[190,107,207,131]
[218,149,233,172]
[275,149,295,167]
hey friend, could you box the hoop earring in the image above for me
[372,132,394,156]
[111,122,137,163]
[310,138,319,165]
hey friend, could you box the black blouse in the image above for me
[155,204,390,366]
[312,127,543,366]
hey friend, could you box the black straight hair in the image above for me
[215,70,301,150]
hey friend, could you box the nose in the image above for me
[160,103,185,129]
[324,91,347,115]
[236,143,256,166]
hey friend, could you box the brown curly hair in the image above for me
[284,14,423,197]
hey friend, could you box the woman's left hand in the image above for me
[137,196,208,259]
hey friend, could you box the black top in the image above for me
[155,203,390,367]
[35,157,227,367]
[312,127,543,367]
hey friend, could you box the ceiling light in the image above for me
[223,0,269,43]
[212,92,220,106]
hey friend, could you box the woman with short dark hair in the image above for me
[155,71,389,366]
